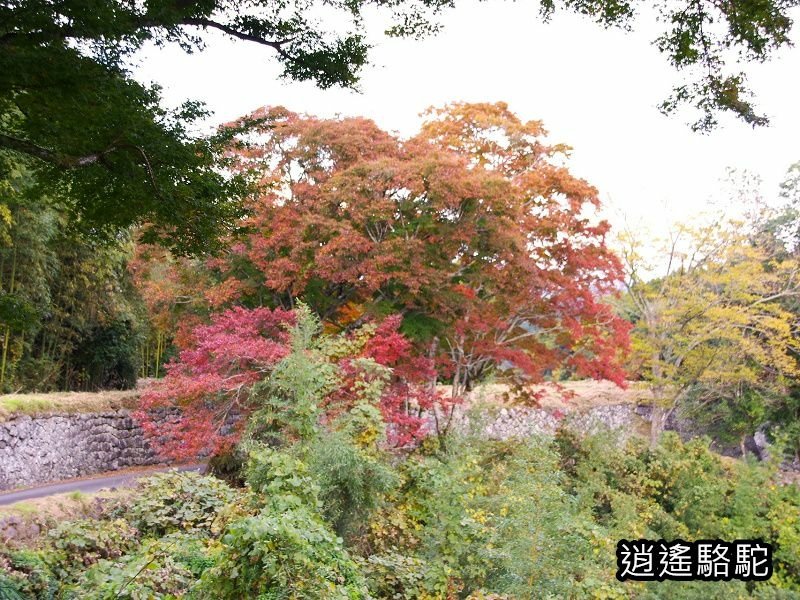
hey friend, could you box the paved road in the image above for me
[0,463,206,506]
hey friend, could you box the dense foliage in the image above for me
[4,270,800,598]
[618,216,800,447]
[1,426,799,597]
[0,0,456,252]
[138,102,630,404]
[136,306,446,459]
[0,161,145,392]
[614,165,800,459]
[2,0,800,591]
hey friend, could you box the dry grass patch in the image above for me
[461,380,653,412]
[0,489,124,521]
[0,390,140,421]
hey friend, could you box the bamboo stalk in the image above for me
[1,246,18,387]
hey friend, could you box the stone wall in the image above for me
[0,404,645,492]
[0,411,158,491]
[452,403,643,441]
[455,404,780,464]
[0,400,779,492]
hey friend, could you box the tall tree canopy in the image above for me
[1,0,794,254]
[181,102,630,397]
[0,0,452,251]
[0,161,144,392]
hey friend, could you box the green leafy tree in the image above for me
[0,0,454,252]
[0,0,794,257]
[0,159,146,391]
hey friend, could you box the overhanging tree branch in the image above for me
[180,18,293,60]
[0,134,167,197]
[0,133,110,168]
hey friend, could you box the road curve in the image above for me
[0,463,206,506]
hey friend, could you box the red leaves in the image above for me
[177,306,293,372]
[135,307,294,459]
[213,102,630,394]
[363,316,409,366]
[362,315,445,446]
[135,102,632,457]
[136,307,446,458]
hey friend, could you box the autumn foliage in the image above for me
[214,102,629,396]
[136,307,446,458]
[134,102,631,458]
[135,307,294,458]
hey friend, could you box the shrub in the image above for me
[3,422,800,598]
[200,505,369,599]
[307,431,398,538]
[245,446,321,511]
[45,519,139,580]
[0,550,57,600]
[360,551,431,600]
[123,471,238,537]
[66,536,198,600]
[0,577,24,600]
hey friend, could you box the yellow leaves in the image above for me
[0,203,11,246]
[623,218,800,406]
[591,583,632,600]
[467,508,489,525]
[355,427,380,448]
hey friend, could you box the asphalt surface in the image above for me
[0,463,206,506]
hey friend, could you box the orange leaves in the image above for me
[333,301,367,328]
[140,102,630,401]
[126,102,636,459]
[418,101,551,175]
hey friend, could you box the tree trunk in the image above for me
[649,405,668,448]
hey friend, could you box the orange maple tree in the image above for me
[203,101,630,399]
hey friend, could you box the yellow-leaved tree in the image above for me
[618,217,800,447]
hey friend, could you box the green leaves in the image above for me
[203,505,369,599]
[541,0,795,129]
[124,471,239,537]
[46,519,140,578]
[202,446,370,598]
[0,0,459,252]
[2,424,800,597]
[307,431,399,537]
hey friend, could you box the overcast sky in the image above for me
[133,1,800,236]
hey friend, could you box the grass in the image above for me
[461,379,653,412]
[0,488,131,525]
[0,380,652,422]
[0,390,140,422]
[0,395,55,414]
[3,501,38,517]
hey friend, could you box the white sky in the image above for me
[133,0,800,237]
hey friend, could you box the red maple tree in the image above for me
[136,307,447,457]
[135,307,294,459]
[133,102,631,458]
[214,102,629,398]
